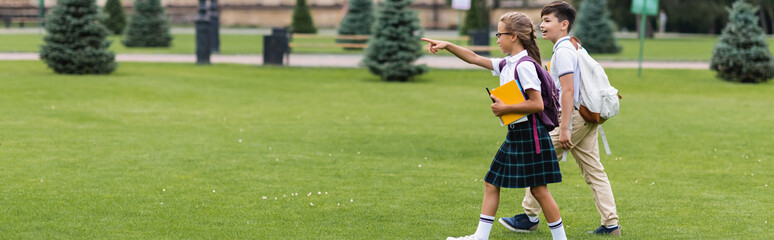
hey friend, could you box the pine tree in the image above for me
[459,0,489,35]
[40,0,116,74]
[711,0,774,83]
[574,0,621,53]
[363,0,427,81]
[291,0,317,34]
[102,0,126,35]
[337,0,373,50]
[123,0,172,47]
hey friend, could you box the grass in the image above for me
[3,32,774,61]
[0,61,772,239]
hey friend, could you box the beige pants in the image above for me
[522,109,619,226]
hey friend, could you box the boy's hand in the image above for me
[421,38,448,54]
[490,95,507,117]
[558,129,573,149]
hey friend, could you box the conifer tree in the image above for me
[40,0,116,74]
[337,0,373,49]
[363,0,427,81]
[574,0,621,53]
[711,0,774,83]
[102,0,126,35]
[123,0,172,47]
[291,0,317,34]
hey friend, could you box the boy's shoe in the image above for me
[587,225,622,236]
[498,213,539,233]
[446,235,478,240]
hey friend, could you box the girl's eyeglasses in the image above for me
[495,32,514,38]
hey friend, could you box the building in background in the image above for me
[0,0,556,29]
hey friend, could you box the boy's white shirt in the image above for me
[550,36,581,110]
[489,49,541,124]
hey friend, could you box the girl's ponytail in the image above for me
[500,12,542,66]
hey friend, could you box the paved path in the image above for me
[0,52,709,69]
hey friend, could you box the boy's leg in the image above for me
[568,110,619,227]
[521,188,542,216]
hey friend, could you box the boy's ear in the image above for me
[561,20,570,32]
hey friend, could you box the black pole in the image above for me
[195,0,211,64]
[209,0,220,53]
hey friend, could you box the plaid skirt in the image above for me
[485,115,562,188]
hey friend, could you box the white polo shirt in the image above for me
[489,50,541,124]
[550,36,581,109]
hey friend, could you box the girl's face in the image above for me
[539,13,567,43]
[496,21,518,55]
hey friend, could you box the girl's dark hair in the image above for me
[500,12,542,66]
[541,1,577,32]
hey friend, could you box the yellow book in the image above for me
[490,80,527,126]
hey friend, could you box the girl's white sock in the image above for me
[474,214,495,240]
[527,214,540,223]
[547,218,567,240]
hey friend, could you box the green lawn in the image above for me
[0,61,772,239]
[3,33,774,61]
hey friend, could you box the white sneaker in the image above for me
[446,235,478,240]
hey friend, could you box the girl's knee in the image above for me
[484,182,500,193]
[529,185,548,198]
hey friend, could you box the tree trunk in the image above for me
[760,5,769,35]
[766,4,774,34]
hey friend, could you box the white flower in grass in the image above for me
[752,173,755,176]
[307,192,312,197]
[651,182,655,185]
[310,202,314,206]
[262,196,267,200]
[765,184,768,187]
[418,164,422,168]
[276,158,279,161]
[160,202,163,205]
[424,157,427,160]
[163,188,165,192]
[350,199,353,203]
[329,153,332,156]
[318,192,321,195]
[238,139,242,143]
[357,152,360,155]
[269,147,272,150]
[283,194,287,197]
[213,190,216,193]
[325,192,328,195]
[275,197,277,200]
[338,203,340,206]
[635,179,638,183]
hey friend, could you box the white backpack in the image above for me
[556,37,621,156]
[563,37,621,124]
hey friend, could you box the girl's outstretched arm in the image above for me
[421,38,493,70]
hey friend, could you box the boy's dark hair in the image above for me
[541,1,577,32]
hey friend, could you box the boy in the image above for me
[497,1,622,236]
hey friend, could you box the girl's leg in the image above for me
[481,182,501,216]
[529,185,560,222]
[530,185,567,240]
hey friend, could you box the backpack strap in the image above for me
[555,36,581,51]
[513,56,543,154]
